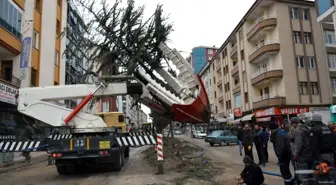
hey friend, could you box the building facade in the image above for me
[315,0,336,104]
[211,0,331,123]
[191,46,218,73]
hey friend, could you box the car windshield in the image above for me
[208,130,222,137]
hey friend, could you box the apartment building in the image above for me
[0,0,67,120]
[315,0,336,104]
[211,0,331,123]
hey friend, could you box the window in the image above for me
[293,31,301,43]
[35,0,41,12]
[234,94,242,108]
[0,0,23,38]
[102,102,109,112]
[325,31,336,45]
[308,57,316,68]
[296,56,305,68]
[299,82,308,95]
[208,49,213,55]
[291,7,299,19]
[33,30,39,49]
[331,78,336,94]
[310,82,319,95]
[31,68,37,87]
[328,54,336,69]
[304,32,312,44]
[302,9,309,20]
[55,50,59,66]
[244,92,248,103]
[56,20,60,36]
[240,50,244,61]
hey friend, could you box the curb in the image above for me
[0,154,48,174]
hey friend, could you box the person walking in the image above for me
[288,117,316,185]
[310,114,335,185]
[242,124,254,162]
[254,124,266,166]
[262,126,270,163]
[269,123,295,185]
[21,124,35,162]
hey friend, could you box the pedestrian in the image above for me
[262,126,270,163]
[288,117,316,185]
[310,113,335,185]
[269,123,295,185]
[238,155,265,185]
[237,125,244,144]
[21,124,35,162]
[253,124,266,167]
[242,124,254,162]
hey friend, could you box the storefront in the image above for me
[254,107,310,126]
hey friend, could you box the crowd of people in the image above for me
[236,113,336,185]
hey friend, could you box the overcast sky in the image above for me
[137,0,256,118]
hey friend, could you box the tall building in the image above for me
[190,46,218,73]
[0,0,67,119]
[211,0,331,123]
[315,0,336,104]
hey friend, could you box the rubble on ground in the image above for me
[142,138,223,185]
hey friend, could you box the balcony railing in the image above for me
[0,71,21,87]
[233,83,240,89]
[0,17,22,40]
[251,68,270,78]
[249,40,280,56]
[247,15,269,33]
[254,94,271,102]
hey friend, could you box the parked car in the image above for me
[205,130,238,146]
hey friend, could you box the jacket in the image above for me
[240,163,265,185]
[254,129,263,146]
[310,123,334,154]
[262,130,270,145]
[274,129,291,159]
[242,130,254,147]
[237,128,244,141]
[288,125,312,162]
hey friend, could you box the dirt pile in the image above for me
[142,138,223,185]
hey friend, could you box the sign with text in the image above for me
[254,107,310,117]
[255,107,275,118]
[279,107,310,115]
[233,108,242,117]
[0,83,18,105]
[20,37,31,69]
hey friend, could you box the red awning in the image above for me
[171,75,211,124]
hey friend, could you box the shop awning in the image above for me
[232,118,241,124]
[241,114,254,122]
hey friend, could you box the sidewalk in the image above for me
[0,152,48,173]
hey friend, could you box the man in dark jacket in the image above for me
[242,124,254,161]
[288,117,315,185]
[254,124,266,166]
[238,155,264,185]
[262,126,270,163]
[270,123,295,185]
[310,114,335,185]
[21,124,35,162]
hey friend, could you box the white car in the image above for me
[192,130,207,138]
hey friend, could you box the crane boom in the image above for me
[17,82,143,131]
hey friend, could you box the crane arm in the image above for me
[17,82,143,130]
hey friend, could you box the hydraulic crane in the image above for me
[0,43,210,175]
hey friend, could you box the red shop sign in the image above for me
[279,107,310,115]
[254,107,275,118]
[233,108,242,117]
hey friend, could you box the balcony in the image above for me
[0,18,22,55]
[217,79,222,87]
[231,63,239,76]
[230,44,238,58]
[246,16,277,41]
[218,95,224,102]
[251,68,283,86]
[253,94,286,109]
[324,31,336,51]
[249,41,280,64]
[232,83,240,94]
[0,71,20,88]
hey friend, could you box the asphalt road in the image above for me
[178,134,293,185]
[0,147,176,185]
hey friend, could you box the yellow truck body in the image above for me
[95,112,126,133]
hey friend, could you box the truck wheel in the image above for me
[210,143,214,146]
[56,165,66,175]
[113,151,123,171]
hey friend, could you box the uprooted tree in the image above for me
[63,0,177,128]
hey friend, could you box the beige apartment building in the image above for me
[211,0,331,123]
